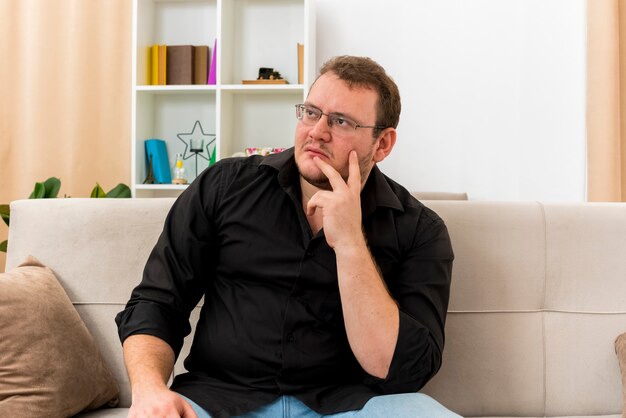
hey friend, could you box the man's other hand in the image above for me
[128,388,198,418]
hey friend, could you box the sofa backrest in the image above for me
[422,201,625,417]
[5,199,626,416]
[411,191,468,200]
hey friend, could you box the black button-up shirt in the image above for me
[115,148,454,418]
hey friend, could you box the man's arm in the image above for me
[306,151,398,378]
[333,239,400,378]
[115,164,229,416]
[123,334,197,418]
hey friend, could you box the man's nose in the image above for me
[309,115,332,142]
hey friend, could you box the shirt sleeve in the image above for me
[115,164,225,358]
[366,210,454,393]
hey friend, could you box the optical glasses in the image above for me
[295,104,387,134]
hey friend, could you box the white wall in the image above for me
[315,0,587,201]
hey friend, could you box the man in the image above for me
[116,56,459,418]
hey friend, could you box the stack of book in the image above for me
[150,42,216,86]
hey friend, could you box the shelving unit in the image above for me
[132,0,316,197]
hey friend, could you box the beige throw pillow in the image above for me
[617,332,626,418]
[0,256,119,418]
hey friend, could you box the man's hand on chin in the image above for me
[306,150,366,251]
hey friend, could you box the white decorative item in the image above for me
[172,153,187,185]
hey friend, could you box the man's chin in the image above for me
[296,158,332,190]
[300,174,332,191]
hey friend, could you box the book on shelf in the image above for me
[158,45,167,85]
[194,45,209,85]
[208,39,217,85]
[297,43,304,84]
[144,139,172,184]
[151,44,167,85]
[167,45,194,85]
[151,45,158,85]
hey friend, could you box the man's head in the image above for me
[318,56,401,138]
[294,56,400,191]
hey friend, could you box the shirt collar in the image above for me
[261,147,404,216]
[260,147,299,188]
[361,164,404,216]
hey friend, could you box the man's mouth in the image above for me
[303,146,330,159]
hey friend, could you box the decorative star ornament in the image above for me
[177,120,216,162]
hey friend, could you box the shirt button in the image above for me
[287,333,295,342]
[305,251,314,258]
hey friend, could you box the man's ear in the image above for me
[373,128,397,163]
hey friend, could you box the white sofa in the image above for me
[5,198,626,417]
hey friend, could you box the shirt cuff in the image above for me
[363,310,442,393]
[115,300,191,358]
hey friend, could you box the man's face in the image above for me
[294,73,382,190]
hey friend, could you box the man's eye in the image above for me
[305,109,318,118]
[335,117,347,126]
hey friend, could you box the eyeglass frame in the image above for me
[294,104,389,132]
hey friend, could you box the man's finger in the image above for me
[306,191,329,216]
[347,150,361,191]
[306,195,318,216]
[181,399,199,418]
[313,156,346,190]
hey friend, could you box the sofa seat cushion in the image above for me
[0,256,120,417]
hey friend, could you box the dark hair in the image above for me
[317,56,401,137]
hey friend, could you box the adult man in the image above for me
[116,56,458,417]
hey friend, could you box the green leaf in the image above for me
[0,240,7,253]
[43,177,61,198]
[106,183,131,198]
[209,147,216,165]
[0,204,9,227]
[29,182,46,199]
[90,183,107,198]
